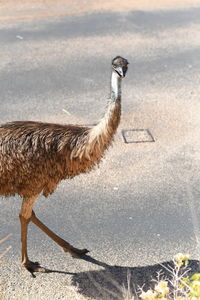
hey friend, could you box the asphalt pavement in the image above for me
[1,2,200,300]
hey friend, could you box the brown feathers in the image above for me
[0,100,121,199]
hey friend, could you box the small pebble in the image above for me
[16,35,23,40]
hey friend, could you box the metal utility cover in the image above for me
[122,129,155,144]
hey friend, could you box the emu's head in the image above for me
[112,56,129,78]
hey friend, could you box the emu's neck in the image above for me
[111,70,122,101]
[85,70,122,159]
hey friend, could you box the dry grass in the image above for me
[0,233,12,264]
[0,233,12,300]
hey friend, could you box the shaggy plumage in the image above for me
[0,101,120,198]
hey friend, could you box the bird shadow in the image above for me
[29,268,77,278]
[69,254,200,300]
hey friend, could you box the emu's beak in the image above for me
[115,66,127,78]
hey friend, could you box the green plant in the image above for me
[128,254,200,300]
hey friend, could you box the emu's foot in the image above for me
[63,246,89,257]
[23,260,47,273]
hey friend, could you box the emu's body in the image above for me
[0,56,128,273]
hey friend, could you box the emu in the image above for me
[0,56,128,273]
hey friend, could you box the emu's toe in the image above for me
[65,247,89,257]
[23,260,46,273]
[72,248,89,257]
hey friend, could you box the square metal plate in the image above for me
[122,129,155,144]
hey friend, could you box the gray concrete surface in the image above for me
[1,3,200,300]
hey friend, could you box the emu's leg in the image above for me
[31,211,89,256]
[19,196,46,273]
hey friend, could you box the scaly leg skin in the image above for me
[31,211,89,258]
[19,212,47,274]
